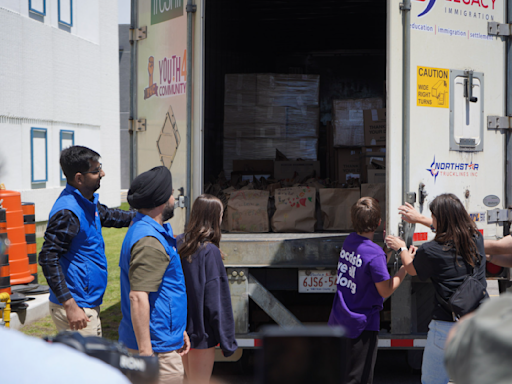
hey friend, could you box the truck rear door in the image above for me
[387,0,507,243]
[134,0,190,232]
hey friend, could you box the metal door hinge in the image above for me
[488,22,511,36]
[399,2,411,11]
[487,116,512,129]
[129,26,147,42]
[129,118,146,132]
[487,208,512,223]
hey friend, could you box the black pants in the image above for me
[347,331,379,384]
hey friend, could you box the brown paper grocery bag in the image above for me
[272,187,316,232]
[319,188,360,231]
[227,190,269,232]
[361,183,386,231]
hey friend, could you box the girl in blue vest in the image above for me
[177,194,238,384]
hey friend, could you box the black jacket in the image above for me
[177,235,238,357]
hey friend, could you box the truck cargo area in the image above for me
[203,0,434,343]
[204,0,387,183]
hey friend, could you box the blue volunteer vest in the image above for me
[118,213,187,353]
[48,184,107,308]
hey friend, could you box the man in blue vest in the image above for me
[40,146,135,336]
[119,166,189,384]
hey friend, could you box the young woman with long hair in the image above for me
[177,194,237,384]
[385,193,487,384]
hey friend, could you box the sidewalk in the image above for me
[10,293,50,330]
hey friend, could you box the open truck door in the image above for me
[387,0,509,332]
[131,0,203,233]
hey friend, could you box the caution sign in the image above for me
[417,66,450,108]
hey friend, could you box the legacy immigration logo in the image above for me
[427,156,479,182]
[416,0,437,17]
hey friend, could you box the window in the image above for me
[60,130,74,180]
[31,128,48,183]
[29,0,46,16]
[58,0,73,27]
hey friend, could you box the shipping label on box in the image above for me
[274,161,320,180]
[364,108,386,146]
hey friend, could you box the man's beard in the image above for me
[162,200,175,222]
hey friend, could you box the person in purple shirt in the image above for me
[328,197,409,384]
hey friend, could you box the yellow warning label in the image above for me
[417,66,449,108]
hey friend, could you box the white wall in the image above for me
[0,1,121,221]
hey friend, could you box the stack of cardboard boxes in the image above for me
[223,74,320,178]
[328,98,387,230]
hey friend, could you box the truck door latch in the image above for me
[488,22,512,36]
[488,116,512,129]
[464,71,478,103]
[487,208,512,224]
[175,188,189,209]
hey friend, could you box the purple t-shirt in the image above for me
[328,232,390,339]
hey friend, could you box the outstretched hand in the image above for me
[385,235,406,252]
[398,202,422,224]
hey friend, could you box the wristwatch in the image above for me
[399,246,408,253]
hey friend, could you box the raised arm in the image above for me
[485,235,512,255]
[385,235,418,276]
[399,202,433,228]
[97,203,136,228]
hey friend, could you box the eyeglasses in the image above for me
[82,163,102,175]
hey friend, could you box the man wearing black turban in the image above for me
[119,166,190,384]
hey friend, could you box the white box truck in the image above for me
[128,0,512,365]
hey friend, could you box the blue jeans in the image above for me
[421,320,455,384]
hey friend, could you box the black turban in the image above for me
[127,166,173,209]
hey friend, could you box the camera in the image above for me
[44,331,160,384]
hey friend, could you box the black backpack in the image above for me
[436,261,489,321]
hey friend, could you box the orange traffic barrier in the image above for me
[0,191,33,285]
[0,208,10,295]
[22,203,37,283]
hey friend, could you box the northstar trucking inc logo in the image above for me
[427,156,479,182]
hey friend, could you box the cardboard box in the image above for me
[223,138,318,176]
[274,161,321,180]
[334,148,361,182]
[256,74,320,107]
[368,169,386,183]
[361,146,386,183]
[224,124,281,139]
[224,74,256,106]
[332,98,383,147]
[364,108,386,146]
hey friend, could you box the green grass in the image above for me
[21,203,131,340]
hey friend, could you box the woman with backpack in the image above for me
[385,193,488,384]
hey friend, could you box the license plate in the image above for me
[298,270,336,293]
